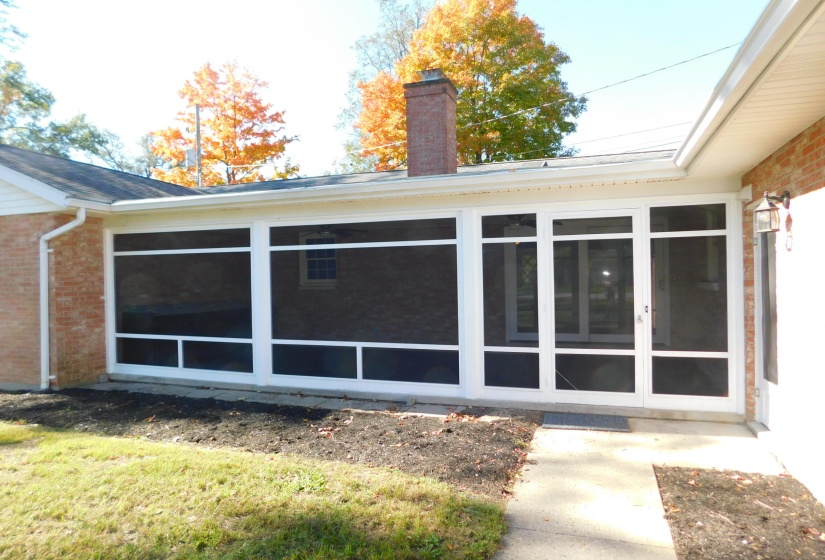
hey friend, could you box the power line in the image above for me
[502,121,692,159]
[573,121,692,146]
[459,42,742,131]
[350,42,743,157]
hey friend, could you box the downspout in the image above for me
[39,208,86,390]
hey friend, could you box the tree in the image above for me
[333,0,430,173]
[0,60,119,161]
[150,62,298,187]
[0,4,133,166]
[0,0,24,54]
[354,0,586,170]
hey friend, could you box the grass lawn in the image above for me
[0,421,505,559]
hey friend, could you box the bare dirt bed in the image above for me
[656,466,825,560]
[1,388,824,559]
[0,388,539,501]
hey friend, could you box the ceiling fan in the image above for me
[300,225,367,238]
[504,215,537,229]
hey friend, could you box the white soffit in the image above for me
[678,0,825,178]
[0,164,68,209]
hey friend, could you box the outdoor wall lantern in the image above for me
[754,190,791,234]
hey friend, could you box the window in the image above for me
[760,232,778,383]
[300,235,337,287]
[113,228,253,374]
[648,204,729,397]
[270,219,460,384]
[481,214,540,389]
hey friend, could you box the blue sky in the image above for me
[11,1,768,177]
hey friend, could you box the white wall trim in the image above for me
[675,0,825,172]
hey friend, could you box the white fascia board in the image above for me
[675,0,824,171]
[0,164,69,208]
[110,158,683,213]
[65,198,115,213]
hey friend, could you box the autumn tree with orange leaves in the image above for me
[354,0,585,170]
[151,62,298,187]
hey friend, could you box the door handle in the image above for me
[637,314,644,324]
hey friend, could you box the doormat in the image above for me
[542,412,630,432]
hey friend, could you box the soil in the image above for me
[0,389,539,501]
[656,466,825,560]
[1,388,823,559]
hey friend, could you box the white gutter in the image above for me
[110,158,684,213]
[674,0,825,171]
[39,208,86,390]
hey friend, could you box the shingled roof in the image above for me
[0,143,677,205]
[197,150,677,195]
[0,144,195,204]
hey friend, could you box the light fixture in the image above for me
[754,190,790,234]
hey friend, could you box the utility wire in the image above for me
[503,121,692,158]
[349,42,743,156]
[460,42,742,131]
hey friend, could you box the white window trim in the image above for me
[299,233,337,288]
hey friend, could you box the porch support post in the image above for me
[459,209,482,399]
[251,221,272,387]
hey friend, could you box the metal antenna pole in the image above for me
[195,104,202,188]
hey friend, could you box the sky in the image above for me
[10,0,769,178]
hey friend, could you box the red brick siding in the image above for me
[404,78,458,177]
[741,116,825,420]
[49,216,106,387]
[271,244,459,345]
[0,214,49,387]
[0,213,105,389]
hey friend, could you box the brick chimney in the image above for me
[403,69,457,176]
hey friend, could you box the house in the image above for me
[0,0,823,499]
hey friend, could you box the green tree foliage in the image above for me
[0,4,135,168]
[354,0,586,170]
[334,0,430,173]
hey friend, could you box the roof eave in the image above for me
[108,158,684,213]
[0,164,69,208]
[674,0,825,172]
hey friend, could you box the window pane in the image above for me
[270,219,455,246]
[482,243,538,347]
[652,357,728,397]
[481,214,536,238]
[555,354,635,393]
[553,217,632,236]
[484,352,539,389]
[117,338,178,367]
[272,245,458,345]
[651,237,727,352]
[183,341,253,373]
[650,204,726,233]
[114,229,250,251]
[553,241,579,334]
[116,253,252,338]
[760,233,778,383]
[363,348,458,384]
[272,344,357,379]
[554,238,634,349]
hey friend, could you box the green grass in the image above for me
[0,422,505,559]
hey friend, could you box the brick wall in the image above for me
[403,76,458,177]
[0,212,105,390]
[49,215,106,387]
[272,245,459,346]
[741,116,825,420]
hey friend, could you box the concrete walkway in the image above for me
[495,419,785,559]
[86,382,785,559]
